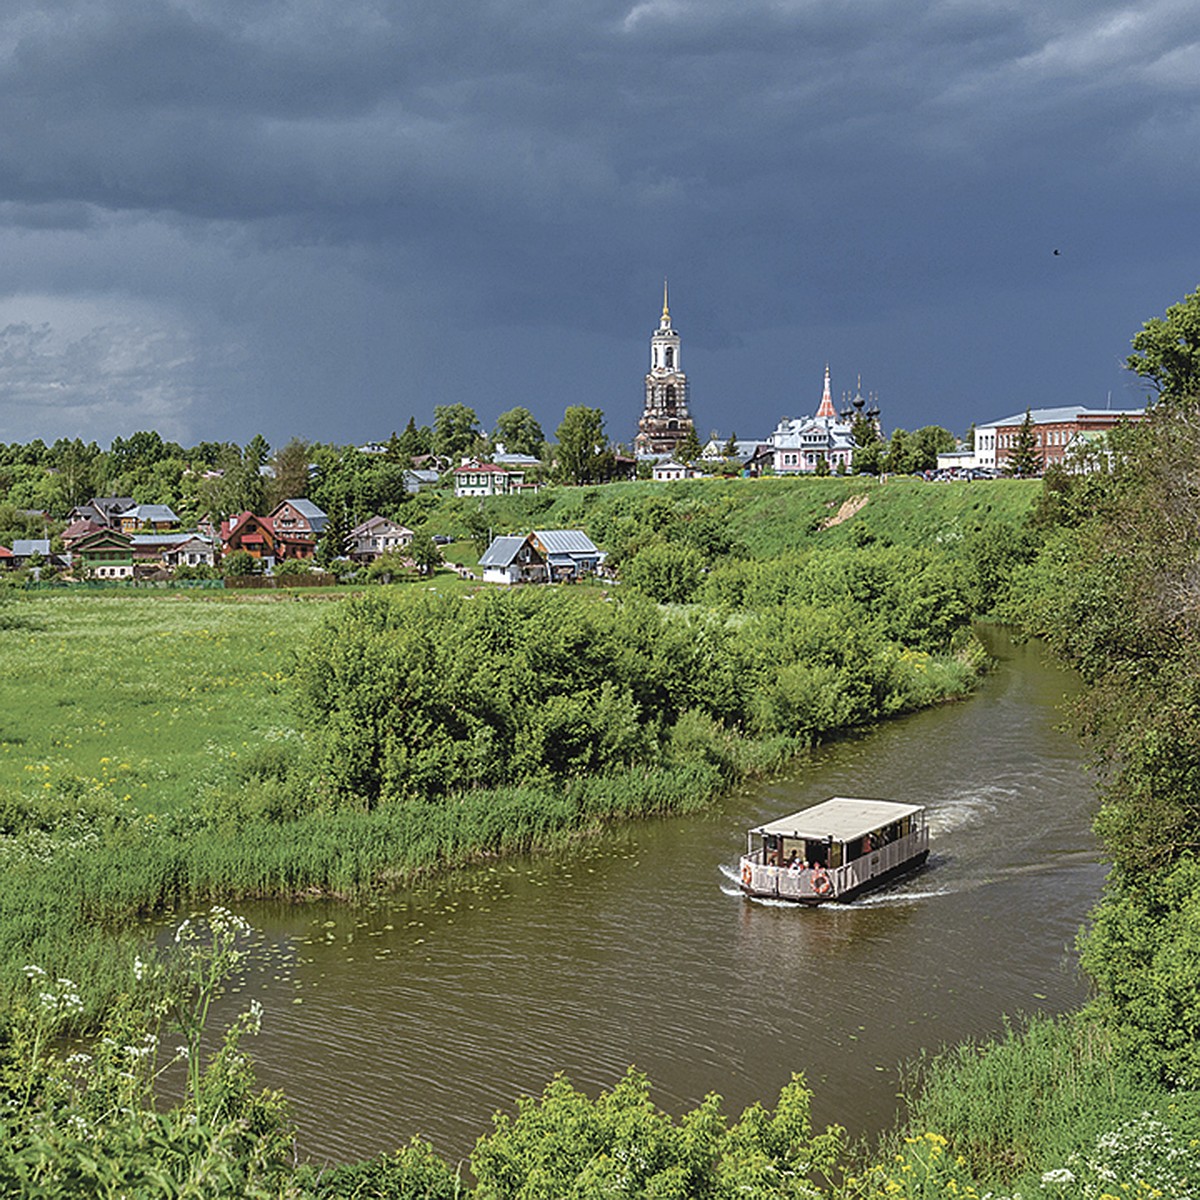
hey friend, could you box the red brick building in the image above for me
[979,405,1146,472]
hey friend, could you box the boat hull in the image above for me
[739,849,929,905]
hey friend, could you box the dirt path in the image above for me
[820,493,869,529]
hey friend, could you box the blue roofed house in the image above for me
[10,539,63,569]
[478,530,602,584]
[118,504,180,533]
[269,499,328,560]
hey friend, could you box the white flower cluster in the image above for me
[0,824,101,865]
[244,997,264,1035]
[26,969,84,1019]
[1038,1108,1198,1198]
[121,1032,158,1061]
[207,905,252,938]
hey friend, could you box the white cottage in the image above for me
[479,530,602,584]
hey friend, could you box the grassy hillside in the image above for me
[427,475,1041,562]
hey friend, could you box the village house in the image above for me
[118,504,179,533]
[129,532,215,573]
[220,512,278,564]
[161,536,215,570]
[453,461,529,498]
[9,539,64,570]
[652,460,689,482]
[345,516,414,563]
[61,517,105,550]
[68,497,134,528]
[71,529,135,579]
[479,530,602,584]
[269,499,327,560]
[403,468,441,494]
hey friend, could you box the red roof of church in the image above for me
[816,364,837,419]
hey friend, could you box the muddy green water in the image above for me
[226,630,1102,1164]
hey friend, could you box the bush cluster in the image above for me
[295,580,980,808]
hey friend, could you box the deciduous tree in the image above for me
[555,406,612,484]
[1127,283,1200,404]
[494,407,544,457]
[433,404,481,461]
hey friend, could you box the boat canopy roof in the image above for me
[750,797,924,844]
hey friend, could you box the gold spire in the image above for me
[662,278,670,320]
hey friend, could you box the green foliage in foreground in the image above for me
[890,1015,1187,1191]
[0,910,297,1199]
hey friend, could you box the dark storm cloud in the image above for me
[0,0,1196,441]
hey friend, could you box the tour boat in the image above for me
[739,797,929,904]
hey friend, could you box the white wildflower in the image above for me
[1039,1167,1074,1185]
[244,997,264,1034]
[23,964,46,979]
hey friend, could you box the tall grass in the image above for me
[0,761,738,1017]
[891,1014,1175,1191]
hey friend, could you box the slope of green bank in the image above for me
[849,400,1200,1198]
[431,473,1041,563]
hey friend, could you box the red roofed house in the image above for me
[61,518,105,551]
[453,460,528,498]
[220,512,278,564]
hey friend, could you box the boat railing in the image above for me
[740,825,928,901]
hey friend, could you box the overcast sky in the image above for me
[0,0,1196,449]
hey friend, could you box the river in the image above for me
[223,628,1103,1164]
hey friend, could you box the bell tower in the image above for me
[635,281,694,457]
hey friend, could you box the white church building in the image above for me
[770,366,864,473]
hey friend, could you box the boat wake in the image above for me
[839,887,952,907]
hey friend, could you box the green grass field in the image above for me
[0,591,324,817]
